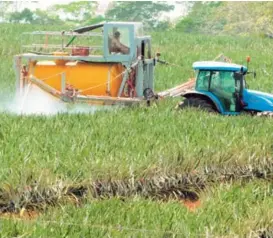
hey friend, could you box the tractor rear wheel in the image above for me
[178,97,217,113]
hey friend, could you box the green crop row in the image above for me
[0,181,272,237]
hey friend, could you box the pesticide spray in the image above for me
[0,84,111,116]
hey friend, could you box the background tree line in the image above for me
[176,1,273,37]
[1,1,273,37]
[0,1,175,31]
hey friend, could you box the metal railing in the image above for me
[22,44,102,50]
[21,31,104,56]
[22,31,103,37]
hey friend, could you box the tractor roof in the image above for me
[193,61,248,72]
[73,21,143,34]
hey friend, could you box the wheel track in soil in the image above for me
[0,160,272,217]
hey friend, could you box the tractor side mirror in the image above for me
[246,71,257,78]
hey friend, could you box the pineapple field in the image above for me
[0,23,273,237]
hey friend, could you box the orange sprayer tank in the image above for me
[29,61,124,97]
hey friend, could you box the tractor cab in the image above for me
[191,61,248,114]
[179,60,273,115]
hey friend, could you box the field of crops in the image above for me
[0,23,273,237]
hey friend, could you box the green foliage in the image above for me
[7,8,64,25]
[176,2,273,36]
[176,2,224,33]
[50,1,98,23]
[0,182,272,237]
[153,20,172,31]
[32,9,64,25]
[3,2,101,26]
[84,15,105,24]
[105,1,174,30]
[9,8,34,23]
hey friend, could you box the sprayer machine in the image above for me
[14,21,194,108]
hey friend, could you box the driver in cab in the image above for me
[109,31,130,55]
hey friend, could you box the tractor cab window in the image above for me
[196,70,210,91]
[108,27,130,55]
[210,71,237,112]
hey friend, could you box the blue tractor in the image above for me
[178,61,273,116]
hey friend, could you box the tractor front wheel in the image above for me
[178,97,217,113]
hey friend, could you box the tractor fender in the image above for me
[182,91,225,113]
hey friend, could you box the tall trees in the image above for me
[50,2,99,24]
[105,1,174,30]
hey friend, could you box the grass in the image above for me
[0,23,273,237]
[0,181,272,237]
[0,102,273,184]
